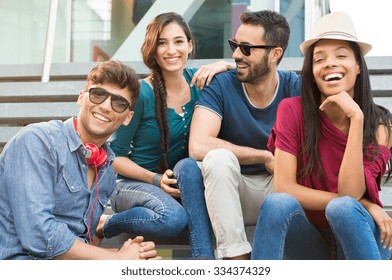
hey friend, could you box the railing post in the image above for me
[41,0,59,82]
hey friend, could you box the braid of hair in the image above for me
[151,69,170,173]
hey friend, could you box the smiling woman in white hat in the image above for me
[252,11,392,260]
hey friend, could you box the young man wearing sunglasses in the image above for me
[188,10,301,259]
[0,60,160,260]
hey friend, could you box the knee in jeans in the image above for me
[174,157,200,181]
[163,207,189,239]
[174,158,203,194]
[262,193,301,217]
[326,196,357,220]
[174,157,198,174]
[257,193,302,229]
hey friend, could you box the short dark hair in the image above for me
[240,10,291,64]
[86,60,140,110]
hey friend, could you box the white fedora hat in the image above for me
[300,11,372,55]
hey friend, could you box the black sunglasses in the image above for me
[228,39,277,56]
[87,86,131,113]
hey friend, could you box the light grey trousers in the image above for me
[201,148,274,259]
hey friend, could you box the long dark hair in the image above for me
[141,12,194,173]
[300,41,392,181]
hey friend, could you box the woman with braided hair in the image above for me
[95,12,234,259]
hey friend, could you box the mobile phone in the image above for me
[170,174,178,188]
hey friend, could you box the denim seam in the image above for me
[179,189,197,250]
[111,189,166,222]
[282,211,304,258]
[326,199,372,260]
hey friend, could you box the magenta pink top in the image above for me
[268,96,390,229]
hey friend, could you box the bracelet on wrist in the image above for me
[153,173,163,187]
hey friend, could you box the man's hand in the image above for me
[117,236,161,260]
[190,61,235,90]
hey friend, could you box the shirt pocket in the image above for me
[54,170,86,213]
[62,170,83,193]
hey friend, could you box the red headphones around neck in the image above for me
[73,117,107,244]
[73,118,108,168]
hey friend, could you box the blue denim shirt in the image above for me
[0,118,116,259]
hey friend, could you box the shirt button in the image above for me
[184,125,187,128]
[181,146,185,149]
[182,118,185,121]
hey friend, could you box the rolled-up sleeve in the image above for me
[363,144,390,207]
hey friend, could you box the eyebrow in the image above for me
[233,38,257,45]
[314,45,351,55]
[159,35,187,41]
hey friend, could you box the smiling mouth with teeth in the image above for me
[93,113,109,122]
[324,73,343,81]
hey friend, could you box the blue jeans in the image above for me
[176,158,215,258]
[251,193,392,260]
[103,158,214,258]
[103,178,188,241]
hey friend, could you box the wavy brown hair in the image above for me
[141,12,194,173]
[85,60,140,110]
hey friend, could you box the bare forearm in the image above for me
[113,157,156,184]
[276,180,338,210]
[189,136,272,165]
[54,239,117,260]
[338,116,365,198]
[295,187,338,210]
[54,237,157,260]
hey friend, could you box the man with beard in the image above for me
[188,10,301,260]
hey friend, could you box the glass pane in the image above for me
[0,0,307,65]
[0,0,51,64]
[280,0,305,57]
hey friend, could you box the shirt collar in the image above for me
[64,118,115,163]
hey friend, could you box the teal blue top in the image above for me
[109,68,201,175]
